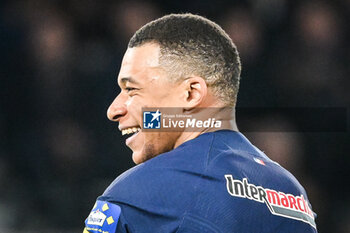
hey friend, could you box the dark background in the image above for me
[1,0,349,232]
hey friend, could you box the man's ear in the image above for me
[182,76,208,108]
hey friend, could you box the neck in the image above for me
[173,107,238,148]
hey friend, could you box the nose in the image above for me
[107,93,127,122]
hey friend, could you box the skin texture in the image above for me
[107,42,237,164]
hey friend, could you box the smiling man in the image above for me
[107,41,237,164]
[84,14,317,233]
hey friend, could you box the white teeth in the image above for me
[122,127,141,135]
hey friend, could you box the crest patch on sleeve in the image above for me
[84,200,121,233]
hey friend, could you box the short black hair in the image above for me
[129,13,241,106]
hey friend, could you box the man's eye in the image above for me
[125,87,136,92]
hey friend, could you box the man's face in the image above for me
[107,43,183,164]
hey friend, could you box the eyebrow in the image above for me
[120,77,139,85]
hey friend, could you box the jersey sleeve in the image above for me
[83,200,129,233]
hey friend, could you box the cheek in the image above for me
[143,132,179,153]
[144,143,156,160]
[128,95,161,108]
[149,85,181,106]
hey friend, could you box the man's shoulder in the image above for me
[98,130,317,231]
[197,131,317,231]
[100,133,214,206]
[101,130,306,201]
[207,130,307,193]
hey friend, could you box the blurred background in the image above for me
[0,0,349,232]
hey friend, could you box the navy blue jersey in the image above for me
[84,130,317,233]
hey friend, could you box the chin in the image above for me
[132,151,150,164]
[132,152,143,164]
[131,144,159,164]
